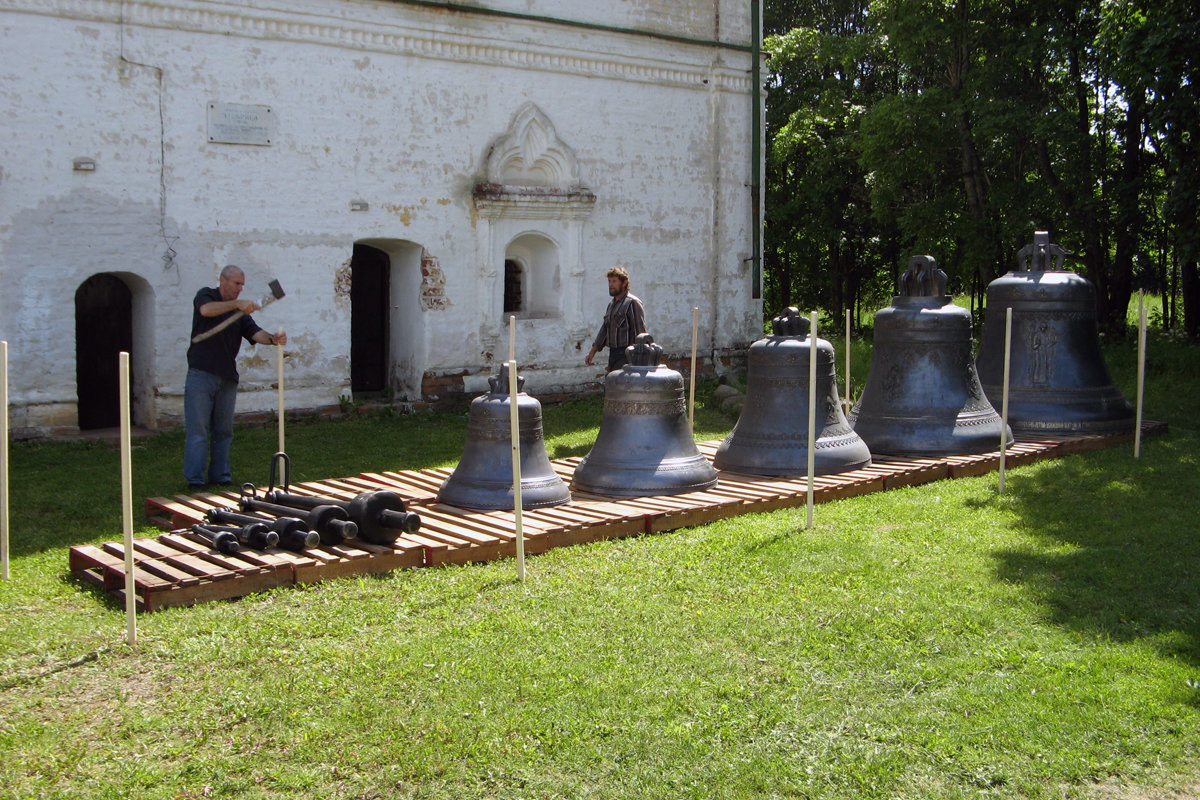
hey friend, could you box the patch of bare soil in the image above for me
[1089,777,1200,799]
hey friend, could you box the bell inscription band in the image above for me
[975,231,1134,435]
[572,334,718,497]
[849,256,1012,456]
[713,307,870,476]
[438,364,572,511]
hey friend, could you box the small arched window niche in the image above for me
[504,233,561,319]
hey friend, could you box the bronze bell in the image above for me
[975,231,1134,435]
[849,256,1013,456]
[438,364,572,510]
[713,307,870,476]
[572,333,718,497]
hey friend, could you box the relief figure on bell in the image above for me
[1030,322,1058,387]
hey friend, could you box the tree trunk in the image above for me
[1109,94,1144,333]
[1183,259,1200,340]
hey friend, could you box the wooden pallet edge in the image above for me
[292,546,426,583]
[70,568,147,613]
[140,571,299,612]
[882,464,950,490]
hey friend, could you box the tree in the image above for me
[764,0,1200,336]
[764,0,895,323]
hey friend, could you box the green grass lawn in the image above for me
[1,333,1198,799]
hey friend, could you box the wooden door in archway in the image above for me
[75,274,133,429]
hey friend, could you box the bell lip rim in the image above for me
[568,478,719,497]
[710,457,873,478]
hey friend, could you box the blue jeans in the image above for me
[183,368,238,485]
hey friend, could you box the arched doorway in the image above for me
[75,273,133,429]
[350,240,425,400]
[350,243,390,395]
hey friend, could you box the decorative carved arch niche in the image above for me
[475,102,596,218]
[473,104,595,352]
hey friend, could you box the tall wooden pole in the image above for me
[1,341,9,580]
[508,316,525,581]
[806,312,818,529]
[688,307,698,433]
[1135,291,1147,458]
[844,308,851,406]
[277,330,285,454]
[998,308,1013,494]
[120,352,137,647]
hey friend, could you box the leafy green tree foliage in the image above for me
[764,0,1199,336]
[1098,0,1200,336]
[763,0,898,325]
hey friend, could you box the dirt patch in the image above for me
[1089,778,1200,799]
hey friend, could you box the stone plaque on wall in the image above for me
[207,102,273,146]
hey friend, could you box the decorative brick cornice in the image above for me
[472,184,597,221]
[10,0,753,92]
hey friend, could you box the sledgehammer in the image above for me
[191,279,286,343]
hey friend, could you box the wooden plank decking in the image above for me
[71,421,1166,611]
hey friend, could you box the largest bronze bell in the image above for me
[975,231,1134,435]
[713,307,871,476]
[849,256,1013,456]
[438,364,572,510]
[572,334,718,497]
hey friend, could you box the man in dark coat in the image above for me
[584,266,646,371]
[183,264,286,488]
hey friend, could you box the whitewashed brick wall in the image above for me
[0,0,762,433]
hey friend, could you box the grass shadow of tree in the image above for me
[986,434,1200,667]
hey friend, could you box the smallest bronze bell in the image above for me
[438,364,572,510]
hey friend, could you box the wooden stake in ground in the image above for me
[806,311,818,529]
[508,316,525,582]
[1,340,9,581]
[1135,290,1147,458]
[844,308,852,408]
[277,329,286,454]
[120,352,137,647]
[688,307,698,433]
[999,307,1013,494]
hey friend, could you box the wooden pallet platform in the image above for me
[77,420,1167,611]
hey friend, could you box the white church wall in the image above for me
[0,0,761,433]
[443,0,751,46]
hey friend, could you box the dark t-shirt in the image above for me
[186,286,264,383]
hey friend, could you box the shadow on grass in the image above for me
[59,570,127,612]
[745,526,811,553]
[548,442,591,459]
[988,434,1200,667]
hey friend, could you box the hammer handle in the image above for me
[191,295,277,344]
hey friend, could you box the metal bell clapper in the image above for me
[572,333,718,497]
[849,256,1013,456]
[975,231,1134,435]
[437,364,572,510]
[713,307,870,476]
